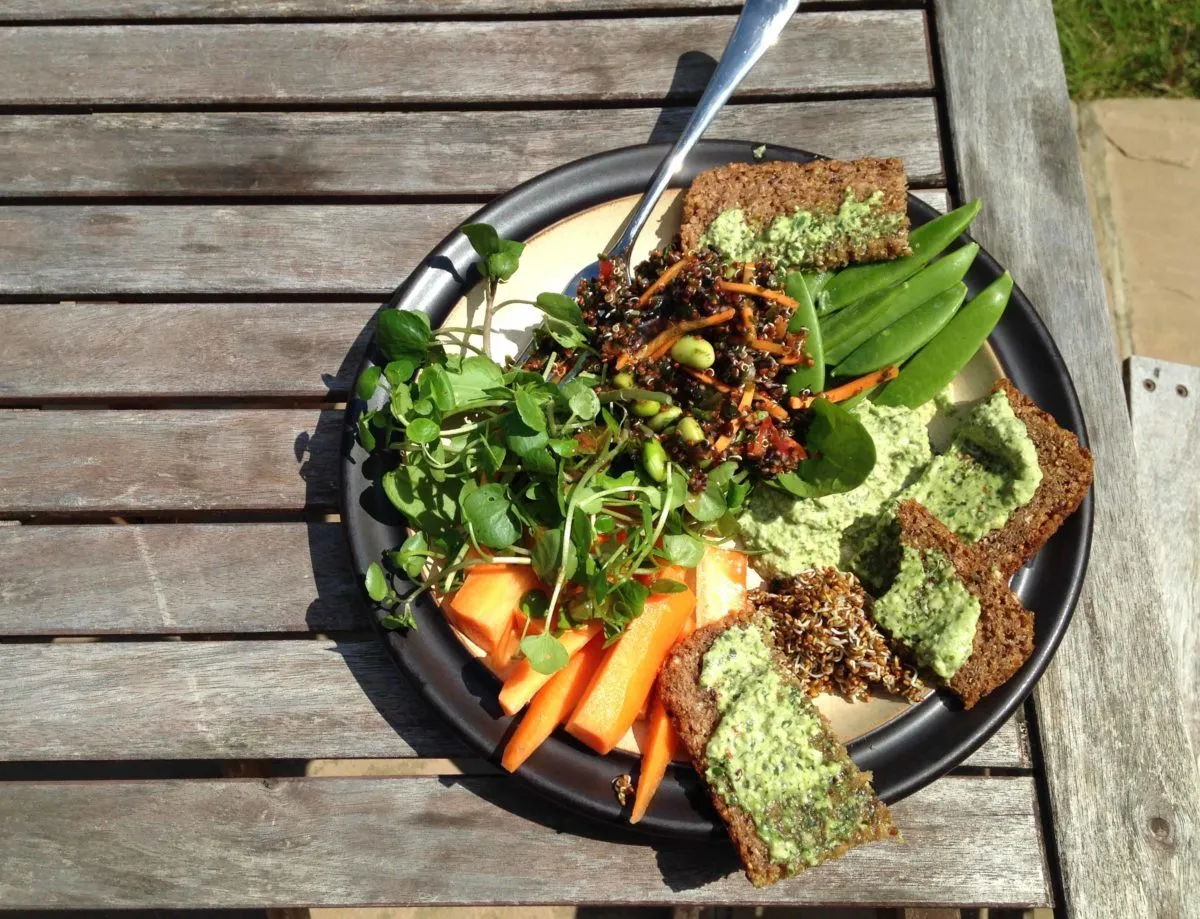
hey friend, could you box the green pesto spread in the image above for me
[906,391,1043,541]
[699,188,903,269]
[700,623,882,866]
[872,545,981,678]
[737,401,935,580]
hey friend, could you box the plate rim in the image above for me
[339,140,1094,840]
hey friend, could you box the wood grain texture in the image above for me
[0,640,470,760]
[0,302,376,399]
[0,204,473,296]
[934,2,1200,916]
[0,0,856,19]
[0,523,365,633]
[0,775,1047,908]
[0,409,339,513]
[0,192,947,296]
[1130,358,1199,754]
[0,634,1028,768]
[0,14,931,106]
[0,101,945,197]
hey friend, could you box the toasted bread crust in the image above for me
[976,380,1094,579]
[894,500,1035,708]
[680,158,911,269]
[658,612,896,887]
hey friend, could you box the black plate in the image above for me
[340,141,1093,839]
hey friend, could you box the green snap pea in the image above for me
[647,405,683,431]
[820,199,982,315]
[876,272,1013,408]
[642,439,668,482]
[676,416,706,444]
[783,272,825,396]
[669,335,716,370]
[833,283,967,377]
[822,242,979,366]
[612,371,635,390]
[800,270,833,300]
[632,399,662,418]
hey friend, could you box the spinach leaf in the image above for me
[560,379,600,421]
[648,578,689,595]
[661,532,706,567]
[520,588,551,620]
[535,291,585,327]
[405,417,441,445]
[515,389,547,432]
[355,366,381,402]
[775,398,877,498]
[503,415,549,457]
[449,355,505,403]
[420,364,456,412]
[461,483,520,550]
[376,309,432,360]
[462,223,501,259]
[388,531,429,579]
[365,561,388,602]
[384,356,419,387]
[381,466,459,538]
[532,526,576,583]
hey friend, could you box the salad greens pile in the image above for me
[355,225,750,672]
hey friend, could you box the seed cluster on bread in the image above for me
[680,157,911,270]
[658,612,898,887]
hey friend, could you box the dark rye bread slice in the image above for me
[658,612,897,887]
[894,500,1035,709]
[680,157,911,270]
[976,379,1094,579]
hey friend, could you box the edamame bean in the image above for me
[822,243,979,366]
[820,200,982,314]
[612,372,635,390]
[670,335,716,370]
[676,416,706,444]
[632,399,662,418]
[642,439,668,482]
[833,283,967,377]
[647,405,683,431]
[783,272,825,396]
[876,272,1013,408]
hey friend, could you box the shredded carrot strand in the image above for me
[636,256,694,308]
[740,262,755,283]
[754,394,790,421]
[713,421,740,454]
[748,338,788,355]
[637,309,737,363]
[779,355,803,366]
[740,305,756,335]
[683,367,733,394]
[738,383,755,414]
[790,365,899,410]
[715,279,801,310]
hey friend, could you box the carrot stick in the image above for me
[565,582,695,755]
[716,279,801,310]
[737,382,755,414]
[498,623,601,716]
[637,256,694,308]
[629,690,680,822]
[641,309,737,362]
[754,393,790,421]
[501,636,606,772]
[683,367,733,394]
[790,365,899,410]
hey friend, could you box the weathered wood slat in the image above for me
[934,2,1200,916]
[0,523,366,633]
[0,15,931,106]
[1130,358,1199,752]
[0,191,948,296]
[0,409,339,514]
[0,101,944,197]
[0,302,376,400]
[0,636,1027,767]
[0,0,858,19]
[0,640,467,760]
[0,204,473,296]
[0,775,1048,908]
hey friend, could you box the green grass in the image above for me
[1054,0,1200,99]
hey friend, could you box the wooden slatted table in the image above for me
[0,2,1195,914]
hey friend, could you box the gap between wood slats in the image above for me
[0,191,948,298]
[0,776,1050,908]
[0,0,922,26]
[0,99,945,197]
[0,14,932,107]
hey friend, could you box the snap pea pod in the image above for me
[822,242,979,365]
[819,199,982,315]
[783,272,824,395]
[832,282,967,377]
[800,270,833,301]
[875,272,1013,408]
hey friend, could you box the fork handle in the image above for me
[606,0,801,269]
